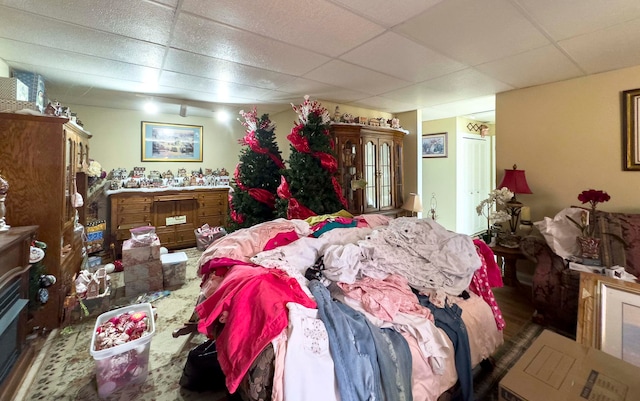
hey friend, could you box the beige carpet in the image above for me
[20,247,228,401]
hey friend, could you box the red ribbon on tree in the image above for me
[242,130,285,168]
[287,198,316,220]
[287,125,311,154]
[332,177,348,208]
[230,208,245,224]
[247,188,276,208]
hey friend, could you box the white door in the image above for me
[456,134,492,235]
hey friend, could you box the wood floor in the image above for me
[492,284,535,341]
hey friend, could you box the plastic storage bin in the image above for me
[89,303,155,398]
[160,252,188,288]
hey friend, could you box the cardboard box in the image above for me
[122,238,162,296]
[11,70,46,111]
[0,77,29,101]
[0,99,39,113]
[499,330,640,401]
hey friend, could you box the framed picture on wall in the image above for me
[623,88,640,170]
[422,132,448,158]
[141,121,203,162]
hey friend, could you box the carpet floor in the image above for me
[20,248,544,401]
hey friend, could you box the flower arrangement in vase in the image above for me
[476,187,514,244]
[567,189,610,260]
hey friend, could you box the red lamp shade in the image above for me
[498,165,532,194]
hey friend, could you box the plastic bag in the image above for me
[194,224,227,251]
[179,340,227,392]
[129,226,158,247]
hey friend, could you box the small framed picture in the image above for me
[422,132,448,158]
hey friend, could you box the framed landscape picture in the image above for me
[141,121,203,162]
[422,132,448,158]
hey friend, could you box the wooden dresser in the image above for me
[108,187,229,254]
[0,225,38,400]
[0,114,91,331]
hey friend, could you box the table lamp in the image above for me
[497,165,532,246]
[402,193,422,217]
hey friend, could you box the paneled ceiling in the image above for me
[2,0,640,123]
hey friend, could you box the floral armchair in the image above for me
[520,210,640,336]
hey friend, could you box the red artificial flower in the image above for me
[577,189,611,210]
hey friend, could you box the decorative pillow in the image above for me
[533,207,584,259]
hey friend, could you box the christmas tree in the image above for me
[276,96,347,219]
[228,108,285,231]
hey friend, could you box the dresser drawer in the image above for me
[114,213,152,228]
[115,202,152,214]
[114,196,153,205]
[198,196,226,208]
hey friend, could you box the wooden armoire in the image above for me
[0,113,91,331]
[330,123,407,216]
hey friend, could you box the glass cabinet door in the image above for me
[64,137,74,224]
[363,140,377,211]
[379,140,392,209]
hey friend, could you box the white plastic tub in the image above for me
[161,251,188,288]
[89,303,155,398]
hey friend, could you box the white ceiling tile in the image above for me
[559,19,640,74]
[394,0,550,66]
[0,39,160,84]
[0,0,175,44]
[430,95,496,116]
[330,0,444,27]
[181,0,385,57]
[384,69,512,107]
[476,45,584,88]
[0,6,166,67]
[164,49,295,90]
[518,0,640,41]
[159,71,274,103]
[340,32,467,82]
[304,60,411,95]
[171,13,330,75]
[348,96,419,113]
[272,77,368,102]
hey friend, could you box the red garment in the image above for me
[195,264,316,393]
[470,240,505,330]
[473,240,503,287]
[262,230,299,251]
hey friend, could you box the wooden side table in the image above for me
[490,243,526,287]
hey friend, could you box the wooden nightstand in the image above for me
[490,243,527,287]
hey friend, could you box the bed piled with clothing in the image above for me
[192,215,504,401]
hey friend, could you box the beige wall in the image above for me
[422,118,458,229]
[67,104,245,175]
[496,64,640,221]
[0,59,9,77]
[69,101,399,182]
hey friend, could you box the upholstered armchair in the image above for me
[520,210,640,337]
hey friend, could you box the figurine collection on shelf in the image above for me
[333,106,401,129]
[107,167,230,191]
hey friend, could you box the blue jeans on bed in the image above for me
[366,321,414,401]
[309,280,381,401]
[415,293,474,401]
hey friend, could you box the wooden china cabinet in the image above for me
[330,123,406,216]
[0,113,91,331]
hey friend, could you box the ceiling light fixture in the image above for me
[144,98,158,114]
[215,110,230,123]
